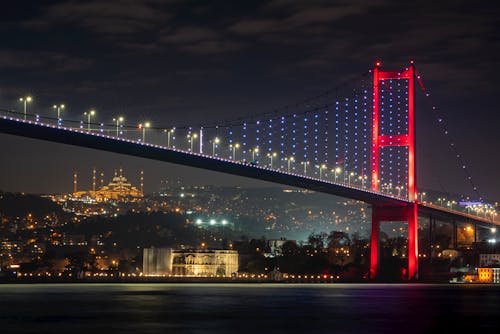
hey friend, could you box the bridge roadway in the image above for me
[0,116,497,228]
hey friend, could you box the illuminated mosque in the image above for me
[72,168,144,202]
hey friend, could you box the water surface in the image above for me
[0,283,498,333]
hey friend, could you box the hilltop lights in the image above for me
[194,218,231,227]
[19,96,32,120]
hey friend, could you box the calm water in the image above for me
[0,283,498,333]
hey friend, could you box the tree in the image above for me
[307,232,327,250]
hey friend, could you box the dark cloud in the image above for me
[229,19,285,35]
[230,0,380,35]
[0,50,92,72]
[178,40,243,55]
[160,26,217,44]
[23,0,171,34]
[160,26,244,54]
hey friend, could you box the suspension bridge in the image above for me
[0,61,497,280]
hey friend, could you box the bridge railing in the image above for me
[0,108,384,192]
[1,107,497,223]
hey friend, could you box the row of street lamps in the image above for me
[15,98,496,218]
[13,99,366,186]
[8,99,402,190]
[9,98,418,193]
[15,96,133,138]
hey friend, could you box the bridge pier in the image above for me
[370,203,419,281]
[473,222,477,244]
[452,221,458,249]
[428,216,434,259]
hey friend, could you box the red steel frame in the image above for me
[370,61,418,280]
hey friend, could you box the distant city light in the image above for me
[194,218,231,227]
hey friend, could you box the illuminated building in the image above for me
[72,168,143,202]
[143,247,238,277]
[477,268,500,283]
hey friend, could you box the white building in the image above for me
[479,254,500,267]
[143,248,238,277]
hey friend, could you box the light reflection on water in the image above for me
[0,283,498,334]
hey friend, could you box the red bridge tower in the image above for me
[370,61,418,280]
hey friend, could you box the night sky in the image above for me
[0,0,498,201]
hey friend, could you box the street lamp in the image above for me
[113,116,124,137]
[53,104,65,125]
[252,147,259,161]
[139,122,150,142]
[358,175,367,188]
[319,164,327,179]
[285,156,295,173]
[301,161,310,175]
[188,133,198,152]
[267,152,277,169]
[212,137,220,156]
[84,110,95,131]
[395,185,402,197]
[19,96,32,120]
[348,172,354,186]
[333,167,341,183]
[164,128,174,148]
[230,143,240,160]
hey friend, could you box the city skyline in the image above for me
[2,7,500,329]
[0,1,498,201]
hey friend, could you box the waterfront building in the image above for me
[477,267,500,283]
[143,247,238,277]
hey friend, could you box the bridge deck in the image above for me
[0,116,497,227]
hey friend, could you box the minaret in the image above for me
[140,170,144,194]
[92,167,96,192]
[100,171,104,188]
[73,172,78,193]
[119,167,123,178]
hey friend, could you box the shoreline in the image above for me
[0,277,467,284]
